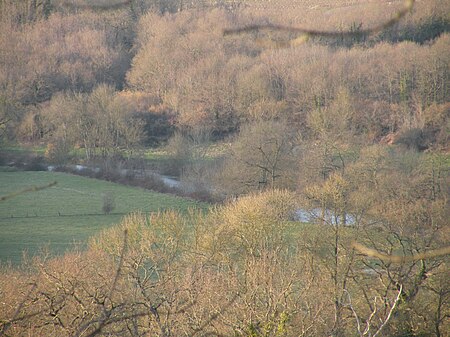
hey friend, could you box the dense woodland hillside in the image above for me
[0,0,449,336]
[1,0,449,148]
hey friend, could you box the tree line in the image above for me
[1,0,448,151]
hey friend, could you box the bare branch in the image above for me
[0,283,37,336]
[107,229,128,300]
[189,292,239,337]
[61,0,131,11]
[372,284,403,337]
[352,242,450,263]
[0,181,57,202]
[224,0,415,46]
[346,283,404,337]
[72,229,128,337]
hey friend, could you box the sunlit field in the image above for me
[0,170,206,264]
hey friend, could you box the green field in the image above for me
[0,170,206,265]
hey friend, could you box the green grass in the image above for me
[143,148,170,160]
[0,170,207,265]
[2,144,46,155]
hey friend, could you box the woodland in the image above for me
[0,0,449,336]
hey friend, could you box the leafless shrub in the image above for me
[102,192,116,214]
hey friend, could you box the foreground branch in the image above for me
[352,242,450,263]
[72,229,128,337]
[0,283,37,336]
[61,0,131,11]
[347,284,403,337]
[0,181,57,202]
[224,0,415,44]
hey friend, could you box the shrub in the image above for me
[394,128,426,151]
[164,132,193,176]
[102,192,115,214]
[44,140,71,165]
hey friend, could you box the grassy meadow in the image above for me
[0,170,206,265]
